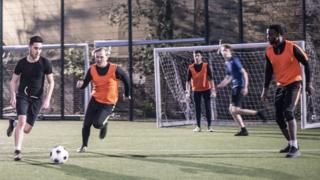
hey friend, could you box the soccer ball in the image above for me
[50,146,69,164]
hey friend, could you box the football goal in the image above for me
[154,41,320,129]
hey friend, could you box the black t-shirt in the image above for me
[14,57,53,97]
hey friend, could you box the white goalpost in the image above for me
[154,41,320,129]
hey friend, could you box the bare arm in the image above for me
[217,75,232,88]
[210,80,216,97]
[186,81,191,98]
[10,74,20,108]
[42,73,55,109]
[261,55,273,101]
[241,68,249,95]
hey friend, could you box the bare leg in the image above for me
[229,105,246,128]
[15,115,27,151]
[288,120,297,141]
[280,127,290,141]
[237,109,257,116]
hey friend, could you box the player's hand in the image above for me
[260,88,268,102]
[210,89,217,97]
[123,95,131,101]
[241,87,248,96]
[217,83,223,89]
[10,96,16,108]
[306,83,315,95]
[186,91,190,99]
[42,98,50,110]
[76,80,84,89]
[217,39,222,55]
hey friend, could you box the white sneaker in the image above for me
[193,126,201,132]
[77,145,87,153]
[207,127,215,132]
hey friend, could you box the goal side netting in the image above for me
[154,41,320,129]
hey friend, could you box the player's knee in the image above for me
[284,110,294,121]
[24,128,32,134]
[92,122,103,129]
[276,119,287,129]
[229,106,234,114]
[23,124,33,134]
[229,106,239,115]
[17,120,27,128]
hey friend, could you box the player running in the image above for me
[7,36,55,161]
[76,47,130,153]
[217,43,266,136]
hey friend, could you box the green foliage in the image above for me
[64,48,85,79]
[98,0,191,75]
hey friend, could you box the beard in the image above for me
[268,37,280,46]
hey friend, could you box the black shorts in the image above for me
[231,87,243,107]
[16,95,42,126]
[275,81,302,124]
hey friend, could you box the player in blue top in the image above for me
[217,44,265,136]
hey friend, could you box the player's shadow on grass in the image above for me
[87,152,300,180]
[23,159,155,180]
[252,134,320,141]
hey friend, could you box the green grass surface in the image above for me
[0,120,319,180]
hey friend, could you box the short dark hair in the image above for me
[268,24,284,35]
[194,50,203,55]
[29,36,43,45]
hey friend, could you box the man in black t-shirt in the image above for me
[6,36,55,161]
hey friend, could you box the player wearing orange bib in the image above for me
[186,50,216,132]
[76,47,130,153]
[261,25,314,158]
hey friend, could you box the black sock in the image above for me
[82,126,91,147]
[241,127,247,132]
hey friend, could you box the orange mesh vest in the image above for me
[189,63,212,91]
[91,63,119,104]
[266,40,307,86]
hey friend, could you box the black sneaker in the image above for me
[279,144,291,153]
[234,130,249,136]
[99,123,108,140]
[280,144,299,153]
[257,110,267,122]
[14,150,22,161]
[7,119,15,137]
[286,146,301,158]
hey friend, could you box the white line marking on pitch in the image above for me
[19,148,320,153]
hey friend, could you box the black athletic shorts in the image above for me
[83,97,114,129]
[275,81,302,123]
[16,94,42,126]
[231,87,243,107]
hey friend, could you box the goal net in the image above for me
[154,41,320,129]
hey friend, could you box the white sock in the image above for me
[291,140,298,148]
[15,145,21,151]
[290,140,298,148]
